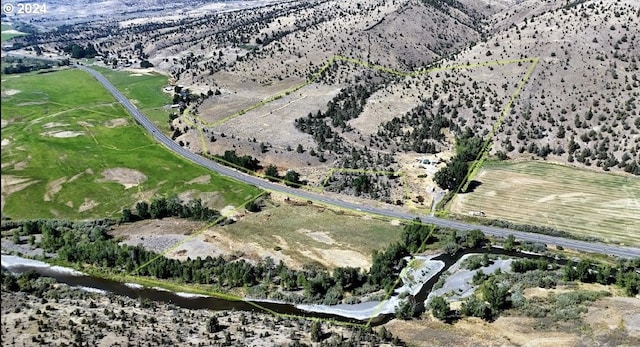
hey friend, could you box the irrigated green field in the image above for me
[450,161,640,246]
[1,69,261,220]
[90,66,173,129]
[1,23,26,42]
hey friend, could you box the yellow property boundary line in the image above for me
[116,54,539,328]
[183,54,538,211]
[321,168,431,213]
[118,198,438,329]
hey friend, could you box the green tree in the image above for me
[120,208,135,223]
[310,320,323,342]
[207,316,221,333]
[12,229,21,244]
[429,296,450,320]
[504,234,516,251]
[135,201,151,219]
[482,279,509,311]
[264,164,279,181]
[2,272,19,291]
[246,201,261,213]
[466,229,487,248]
[461,295,492,321]
[284,170,301,187]
[395,296,418,320]
[140,60,153,68]
[434,160,468,191]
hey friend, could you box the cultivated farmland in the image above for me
[450,161,640,246]
[1,69,261,220]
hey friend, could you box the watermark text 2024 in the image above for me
[2,3,47,15]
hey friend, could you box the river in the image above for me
[1,248,554,325]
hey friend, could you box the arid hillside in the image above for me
[6,0,638,200]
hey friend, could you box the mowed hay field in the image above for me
[1,69,261,220]
[450,161,640,246]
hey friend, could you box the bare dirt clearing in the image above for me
[99,168,147,189]
[1,175,38,211]
[194,82,340,153]
[186,174,210,185]
[450,161,640,246]
[176,190,224,208]
[78,198,100,212]
[41,131,85,138]
[103,118,128,128]
[44,177,67,201]
[2,89,20,96]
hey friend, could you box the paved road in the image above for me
[76,65,640,259]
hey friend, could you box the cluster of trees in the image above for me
[322,84,381,129]
[293,83,382,154]
[7,215,485,308]
[377,102,455,153]
[62,44,98,59]
[441,228,489,255]
[3,62,51,74]
[2,57,70,74]
[121,196,220,223]
[434,128,484,191]
[2,268,407,347]
[563,259,640,296]
[369,220,444,291]
[429,255,640,323]
[324,172,394,200]
[216,150,261,171]
[1,270,53,297]
[12,216,372,304]
[171,85,204,114]
[294,113,345,153]
[510,259,552,273]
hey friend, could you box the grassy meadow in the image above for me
[1,23,27,42]
[90,66,174,129]
[217,203,404,266]
[450,161,640,246]
[1,69,261,220]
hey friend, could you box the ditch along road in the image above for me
[76,65,640,260]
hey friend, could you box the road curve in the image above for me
[75,65,640,259]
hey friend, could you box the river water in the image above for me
[1,248,553,325]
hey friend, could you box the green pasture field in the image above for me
[450,161,640,246]
[1,69,261,220]
[1,23,27,42]
[90,66,173,129]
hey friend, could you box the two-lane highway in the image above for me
[76,65,640,259]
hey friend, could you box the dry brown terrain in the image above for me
[3,1,640,345]
[1,283,400,347]
[110,196,404,271]
[450,161,640,245]
[9,0,638,208]
[386,294,640,347]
